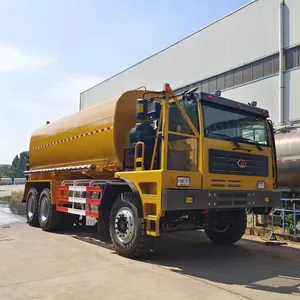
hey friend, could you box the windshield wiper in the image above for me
[234,137,263,151]
[210,133,241,148]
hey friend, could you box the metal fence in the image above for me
[246,198,300,240]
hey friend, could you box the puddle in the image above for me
[0,198,26,226]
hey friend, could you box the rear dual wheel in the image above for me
[26,187,40,227]
[38,188,80,231]
[26,187,60,230]
[26,186,82,232]
[38,188,62,231]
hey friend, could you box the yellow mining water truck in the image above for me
[23,83,280,258]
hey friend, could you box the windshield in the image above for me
[169,96,199,135]
[202,102,269,146]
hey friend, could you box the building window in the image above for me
[233,67,243,86]
[225,71,234,89]
[174,46,300,96]
[209,77,217,93]
[262,56,273,77]
[216,74,225,90]
[243,64,252,83]
[195,84,201,93]
[252,60,262,80]
[201,79,209,92]
[273,54,279,73]
[286,46,300,70]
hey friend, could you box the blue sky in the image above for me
[0,0,251,164]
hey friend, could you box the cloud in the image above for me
[0,40,103,164]
[0,72,103,164]
[40,73,103,113]
[0,40,56,72]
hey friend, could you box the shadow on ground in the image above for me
[148,230,300,296]
[57,225,300,296]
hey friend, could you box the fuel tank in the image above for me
[275,128,300,191]
[29,89,160,175]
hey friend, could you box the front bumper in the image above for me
[162,189,281,211]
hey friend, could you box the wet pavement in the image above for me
[0,185,26,226]
[0,200,26,226]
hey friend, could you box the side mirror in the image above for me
[214,90,221,97]
[248,101,257,107]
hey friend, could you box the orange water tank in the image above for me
[29,89,160,174]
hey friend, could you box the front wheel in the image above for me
[205,210,246,245]
[109,193,152,258]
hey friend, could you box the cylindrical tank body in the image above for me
[29,89,160,175]
[0,178,13,185]
[275,128,300,191]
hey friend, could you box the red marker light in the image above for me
[237,103,242,108]
[263,110,267,115]
[208,95,213,99]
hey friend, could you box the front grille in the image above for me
[210,179,241,188]
[209,149,268,177]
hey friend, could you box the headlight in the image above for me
[177,177,190,187]
[257,181,265,189]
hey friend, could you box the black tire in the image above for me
[26,187,40,227]
[205,210,246,245]
[38,188,62,231]
[109,193,152,258]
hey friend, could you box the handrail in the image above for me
[134,142,145,171]
[135,86,147,90]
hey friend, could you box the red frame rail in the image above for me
[56,185,103,218]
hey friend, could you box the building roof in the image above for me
[80,0,257,95]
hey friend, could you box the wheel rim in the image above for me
[27,195,34,219]
[40,196,49,222]
[213,220,230,233]
[114,207,135,244]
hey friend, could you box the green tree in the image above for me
[11,155,20,180]
[0,164,12,178]
[0,150,28,180]
[19,151,28,177]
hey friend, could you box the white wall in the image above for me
[284,0,300,48]
[286,68,300,121]
[80,0,300,110]
[222,76,279,123]
[219,67,300,125]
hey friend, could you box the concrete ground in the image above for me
[0,222,299,300]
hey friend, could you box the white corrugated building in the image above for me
[80,0,300,125]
